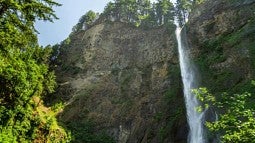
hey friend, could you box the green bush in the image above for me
[194,82,255,143]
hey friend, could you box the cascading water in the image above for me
[175,25,206,143]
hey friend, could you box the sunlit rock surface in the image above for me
[54,21,187,143]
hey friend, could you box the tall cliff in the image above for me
[52,0,255,142]
[53,22,187,143]
[185,0,255,142]
[187,0,255,93]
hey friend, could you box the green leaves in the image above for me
[101,0,175,29]
[0,0,61,52]
[252,80,255,86]
[73,10,98,32]
[175,0,207,26]
[194,83,255,143]
[192,87,215,112]
[0,0,70,142]
[0,45,69,142]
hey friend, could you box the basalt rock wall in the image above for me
[187,0,255,93]
[54,22,187,143]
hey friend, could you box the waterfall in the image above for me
[175,25,206,143]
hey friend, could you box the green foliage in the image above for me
[101,0,175,29]
[84,10,97,26]
[51,102,64,112]
[192,0,207,5]
[194,83,255,143]
[72,10,98,32]
[155,0,175,25]
[193,16,255,142]
[34,101,72,142]
[195,18,255,94]
[0,0,61,51]
[71,0,177,32]
[175,0,190,26]
[66,120,115,143]
[0,0,70,142]
[164,64,181,103]
[157,70,185,142]
[158,106,184,142]
[175,0,207,26]
[192,88,215,112]
[0,38,70,143]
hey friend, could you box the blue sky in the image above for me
[36,0,112,46]
[35,0,172,46]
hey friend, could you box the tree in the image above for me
[161,0,175,25]
[154,0,175,26]
[0,0,60,51]
[155,0,163,25]
[73,10,98,31]
[193,81,255,143]
[175,0,207,26]
[101,0,175,28]
[126,0,138,22]
[113,0,138,22]
[84,10,97,27]
[175,0,191,26]
[0,0,70,142]
[137,0,151,16]
[103,2,116,20]
[136,0,154,27]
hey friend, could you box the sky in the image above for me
[35,0,172,46]
[35,0,112,46]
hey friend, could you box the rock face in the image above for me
[186,0,255,93]
[54,22,187,143]
[186,1,255,141]
[53,0,255,142]
[188,0,255,41]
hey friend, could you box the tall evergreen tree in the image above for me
[101,0,175,28]
[175,0,206,26]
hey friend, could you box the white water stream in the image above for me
[175,26,205,143]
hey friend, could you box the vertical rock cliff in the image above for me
[52,0,255,142]
[187,0,255,93]
[186,1,255,141]
[53,22,188,143]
